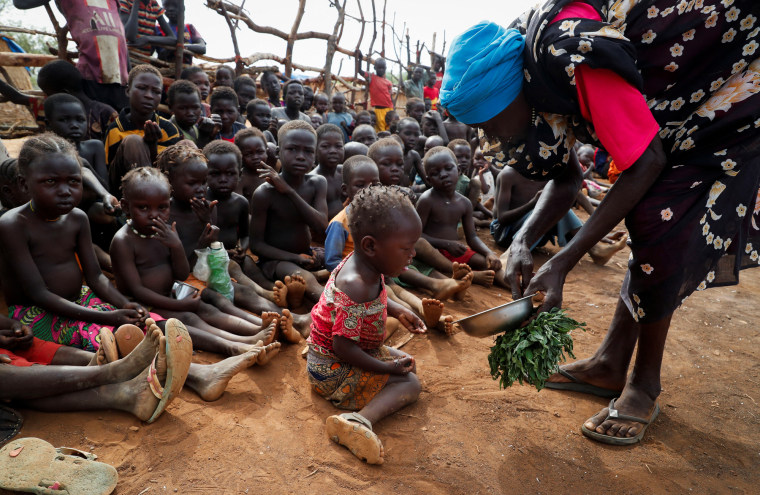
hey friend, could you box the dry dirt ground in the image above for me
[2,139,759,494]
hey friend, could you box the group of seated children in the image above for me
[0,56,624,466]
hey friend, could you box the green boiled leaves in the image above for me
[488,308,585,391]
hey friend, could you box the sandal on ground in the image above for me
[146,318,193,424]
[0,405,23,447]
[113,324,144,358]
[0,437,118,494]
[544,368,622,398]
[98,328,119,364]
[325,412,384,465]
[581,398,660,446]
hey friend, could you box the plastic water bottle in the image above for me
[207,242,234,301]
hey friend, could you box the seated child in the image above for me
[167,80,217,147]
[324,156,380,271]
[110,164,281,354]
[233,75,258,123]
[0,134,150,351]
[104,64,181,191]
[343,141,369,160]
[213,65,235,89]
[417,147,507,287]
[0,315,280,414]
[0,158,27,218]
[272,80,312,123]
[312,124,345,221]
[313,93,329,122]
[326,92,354,142]
[396,118,426,188]
[234,127,269,204]
[250,121,328,307]
[448,139,492,223]
[307,184,425,465]
[180,66,212,117]
[246,99,278,144]
[352,124,377,147]
[473,147,496,209]
[209,87,246,142]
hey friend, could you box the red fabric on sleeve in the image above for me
[574,65,660,171]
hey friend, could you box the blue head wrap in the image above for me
[439,22,525,125]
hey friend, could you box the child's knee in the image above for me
[405,372,422,401]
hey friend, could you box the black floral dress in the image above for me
[482,0,760,323]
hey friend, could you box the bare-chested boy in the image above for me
[417,147,507,288]
[397,117,427,189]
[250,120,328,308]
[234,127,269,208]
[311,123,345,221]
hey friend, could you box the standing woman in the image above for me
[440,0,760,445]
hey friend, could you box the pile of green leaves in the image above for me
[488,308,586,391]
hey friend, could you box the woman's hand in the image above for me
[524,258,569,314]
[506,239,534,299]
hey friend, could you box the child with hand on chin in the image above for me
[307,185,425,465]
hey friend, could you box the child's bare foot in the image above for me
[421,298,444,329]
[436,315,455,336]
[589,232,628,266]
[260,312,279,340]
[284,274,306,308]
[451,261,471,280]
[292,312,312,338]
[429,278,461,301]
[191,347,263,402]
[250,321,277,346]
[254,341,282,365]
[126,335,167,421]
[99,324,162,382]
[279,309,304,343]
[472,270,495,287]
[272,280,288,308]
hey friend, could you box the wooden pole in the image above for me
[284,0,307,77]
[219,1,244,76]
[350,0,366,106]
[174,0,185,80]
[0,53,58,67]
[323,0,346,98]
[43,3,68,61]
[380,0,387,57]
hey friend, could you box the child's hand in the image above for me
[190,197,218,224]
[121,302,148,326]
[0,354,10,364]
[143,120,162,145]
[180,291,202,312]
[128,36,151,48]
[486,252,502,272]
[12,323,33,349]
[199,116,221,136]
[424,110,442,123]
[398,308,427,334]
[258,164,291,194]
[228,247,246,265]
[199,223,220,248]
[109,308,143,327]
[296,253,318,270]
[101,193,120,216]
[389,356,415,375]
[445,241,469,257]
[153,218,183,249]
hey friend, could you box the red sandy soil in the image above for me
[2,139,759,494]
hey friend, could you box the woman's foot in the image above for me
[582,384,660,443]
[546,357,627,392]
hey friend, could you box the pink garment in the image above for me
[59,0,129,85]
[550,1,659,171]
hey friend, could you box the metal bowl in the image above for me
[454,293,536,338]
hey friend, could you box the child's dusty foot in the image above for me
[272,280,288,308]
[589,232,628,266]
[451,261,471,280]
[472,270,495,287]
[293,312,312,338]
[435,315,455,336]
[191,347,263,402]
[421,298,444,329]
[250,321,277,346]
[103,325,163,381]
[125,335,167,421]
[254,341,282,365]
[284,274,306,308]
[429,278,461,301]
[326,413,384,465]
[279,309,304,343]
[260,312,279,340]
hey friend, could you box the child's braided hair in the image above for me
[17,132,79,177]
[156,143,207,177]
[121,166,170,200]
[348,184,416,240]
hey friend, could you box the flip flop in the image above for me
[0,437,118,494]
[147,318,193,424]
[581,398,660,446]
[325,412,384,465]
[544,368,622,398]
[113,324,144,358]
[97,328,119,364]
[0,405,23,447]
